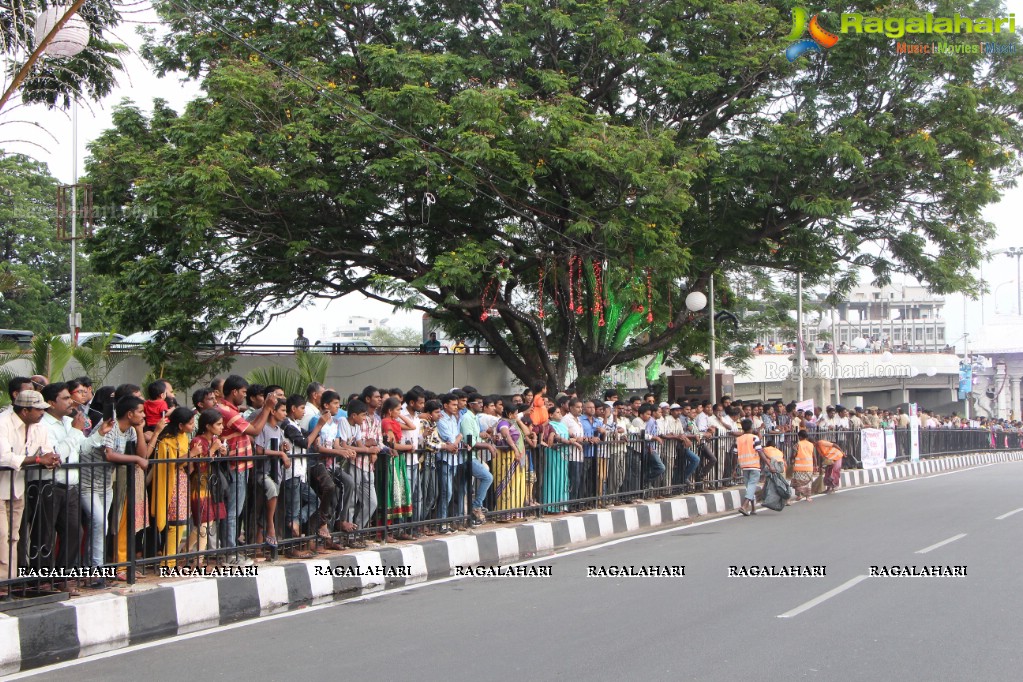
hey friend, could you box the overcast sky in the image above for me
[4,1,1022,348]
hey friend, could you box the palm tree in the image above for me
[246,351,328,398]
[30,334,73,382]
[71,331,132,385]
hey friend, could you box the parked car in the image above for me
[58,332,126,347]
[0,328,34,348]
[311,339,375,353]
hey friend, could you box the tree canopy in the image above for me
[0,153,117,333]
[85,0,1023,390]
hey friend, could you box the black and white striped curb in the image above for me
[2,449,1020,673]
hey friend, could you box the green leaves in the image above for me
[83,0,1023,390]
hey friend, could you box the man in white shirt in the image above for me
[695,401,711,433]
[562,399,586,504]
[29,383,104,584]
[299,382,325,432]
[818,406,838,430]
[401,390,425,524]
[0,391,60,583]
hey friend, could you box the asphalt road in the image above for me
[17,461,1023,681]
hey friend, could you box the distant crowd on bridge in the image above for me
[754,339,958,355]
[0,369,1018,599]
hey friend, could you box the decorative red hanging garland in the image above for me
[567,255,575,314]
[645,269,654,323]
[592,259,605,327]
[568,254,584,315]
[667,286,674,329]
[479,260,504,321]
[537,263,546,319]
[574,255,584,315]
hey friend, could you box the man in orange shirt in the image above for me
[815,437,845,494]
[735,419,770,516]
[217,375,278,566]
[791,430,817,501]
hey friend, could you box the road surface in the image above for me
[15,461,1023,681]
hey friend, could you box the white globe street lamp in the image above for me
[684,291,707,313]
[33,5,90,58]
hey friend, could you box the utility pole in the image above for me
[797,273,804,401]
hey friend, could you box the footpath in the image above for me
[2,449,1021,674]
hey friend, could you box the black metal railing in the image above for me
[0,427,1015,598]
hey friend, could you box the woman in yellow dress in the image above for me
[491,403,526,515]
[152,407,197,567]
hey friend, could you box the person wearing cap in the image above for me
[0,390,61,584]
[849,407,864,430]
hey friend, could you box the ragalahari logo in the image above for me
[785,7,840,61]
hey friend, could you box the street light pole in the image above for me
[797,273,804,402]
[709,274,716,404]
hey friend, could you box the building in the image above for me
[831,284,946,351]
[754,284,947,353]
[319,316,385,341]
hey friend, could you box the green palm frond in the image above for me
[295,351,328,387]
[246,365,305,398]
[31,334,73,381]
[0,339,23,367]
[70,331,131,384]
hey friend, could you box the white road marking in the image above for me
[915,533,967,554]
[995,507,1023,521]
[777,575,870,619]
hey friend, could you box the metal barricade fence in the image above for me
[0,427,1015,596]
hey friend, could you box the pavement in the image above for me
[3,451,1023,680]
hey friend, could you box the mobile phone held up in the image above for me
[103,402,114,422]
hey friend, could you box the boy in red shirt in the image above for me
[143,380,171,434]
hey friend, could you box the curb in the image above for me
[2,449,1021,673]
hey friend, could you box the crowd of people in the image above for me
[0,370,1016,596]
[753,338,958,355]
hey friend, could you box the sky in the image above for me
[4,1,1023,349]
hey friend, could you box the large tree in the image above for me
[86,0,1023,390]
[0,153,118,333]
